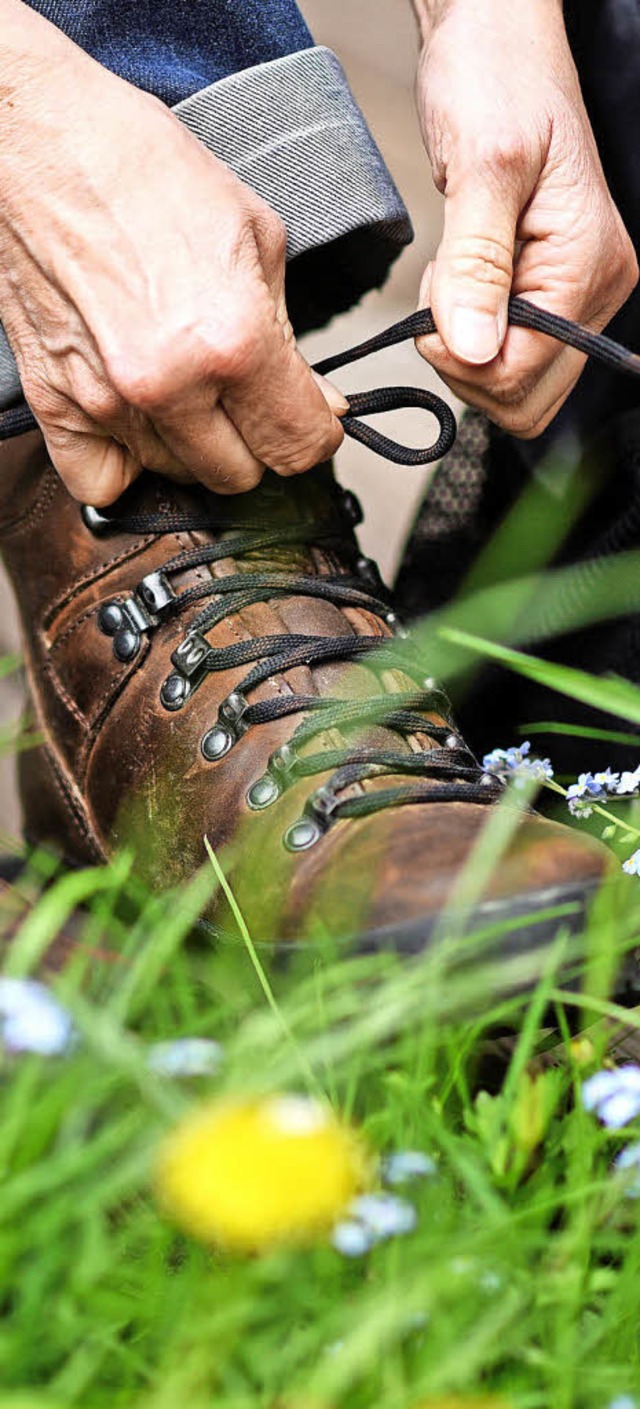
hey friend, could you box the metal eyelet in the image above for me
[113,628,141,662]
[445,733,461,750]
[137,570,176,616]
[246,776,280,810]
[341,490,363,526]
[200,692,250,760]
[82,504,117,536]
[98,598,143,662]
[283,818,323,852]
[160,674,190,711]
[269,742,299,785]
[201,726,233,761]
[356,555,384,592]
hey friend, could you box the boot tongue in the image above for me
[116,465,343,575]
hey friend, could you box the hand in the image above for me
[0,3,345,504]
[413,0,638,437]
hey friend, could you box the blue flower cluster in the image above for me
[582,1066,640,1128]
[481,741,554,787]
[332,1147,436,1257]
[567,769,622,818]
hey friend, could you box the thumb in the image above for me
[430,180,519,365]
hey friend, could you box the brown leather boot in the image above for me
[0,430,619,961]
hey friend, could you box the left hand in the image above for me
[413,0,638,438]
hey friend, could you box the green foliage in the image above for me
[0,846,639,1409]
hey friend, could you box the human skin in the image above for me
[0,0,637,509]
[411,0,639,437]
[0,0,347,506]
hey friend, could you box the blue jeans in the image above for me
[23,0,313,105]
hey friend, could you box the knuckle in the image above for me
[274,419,343,475]
[106,352,171,412]
[80,384,122,425]
[210,465,264,496]
[497,401,545,438]
[447,234,513,289]
[474,131,530,178]
[615,234,639,299]
[202,324,259,384]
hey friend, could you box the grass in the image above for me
[3,629,640,1408]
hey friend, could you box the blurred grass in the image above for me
[4,474,640,1407]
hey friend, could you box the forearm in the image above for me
[0,0,124,192]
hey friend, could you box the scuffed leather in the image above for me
[0,432,609,945]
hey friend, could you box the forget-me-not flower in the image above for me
[623,850,640,877]
[614,1143,640,1198]
[582,1066,640,1128]
[0,977,75,1057]
[482,741,553,787]
[618,765,640,796]
[147,1037,223,1078]
[331,1192,418,1256]
[381,1150,437,1185]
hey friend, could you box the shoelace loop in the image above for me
[313,295,640,464]
[83,297,640,848]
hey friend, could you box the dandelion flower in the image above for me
[156,1093,368,1252]
[414,1398,513,1408]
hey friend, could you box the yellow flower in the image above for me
[155,1092,368,1252]
[415,1399,513,1409]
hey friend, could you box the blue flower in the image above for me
[567,766,628,817]
[331,1220,374,1257]
[567,772,607,817]
[482,741,553,787]
[331,1192,418,1256]
[594,769,621,792]
[147,1037,223,1078]
[381,1150,437,1185]
[623,850,640,877]
[617,765,640,796]
[614,1143,640,1198]
[607,1398,638,1409]
[582,1066,640,1128]
[0,977,75,1057]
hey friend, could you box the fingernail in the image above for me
[449,306,503,365]
[312,371,350,416]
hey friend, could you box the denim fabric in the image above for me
[23,0,313,106]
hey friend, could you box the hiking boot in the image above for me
[0,430,620,961]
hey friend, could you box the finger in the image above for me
[417,256,587,429]
[153,399,265,495]
[312,371,350,418]
[440,341,585,437]
[221,310,345,476]
[42,424,141,506]
[429,176,522,366]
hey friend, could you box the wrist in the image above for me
[412,0,564,46]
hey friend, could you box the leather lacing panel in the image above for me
[84,296,640,849]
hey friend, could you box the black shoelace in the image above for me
[85,297,640,849]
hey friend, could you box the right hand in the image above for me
[0,26,346,505]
